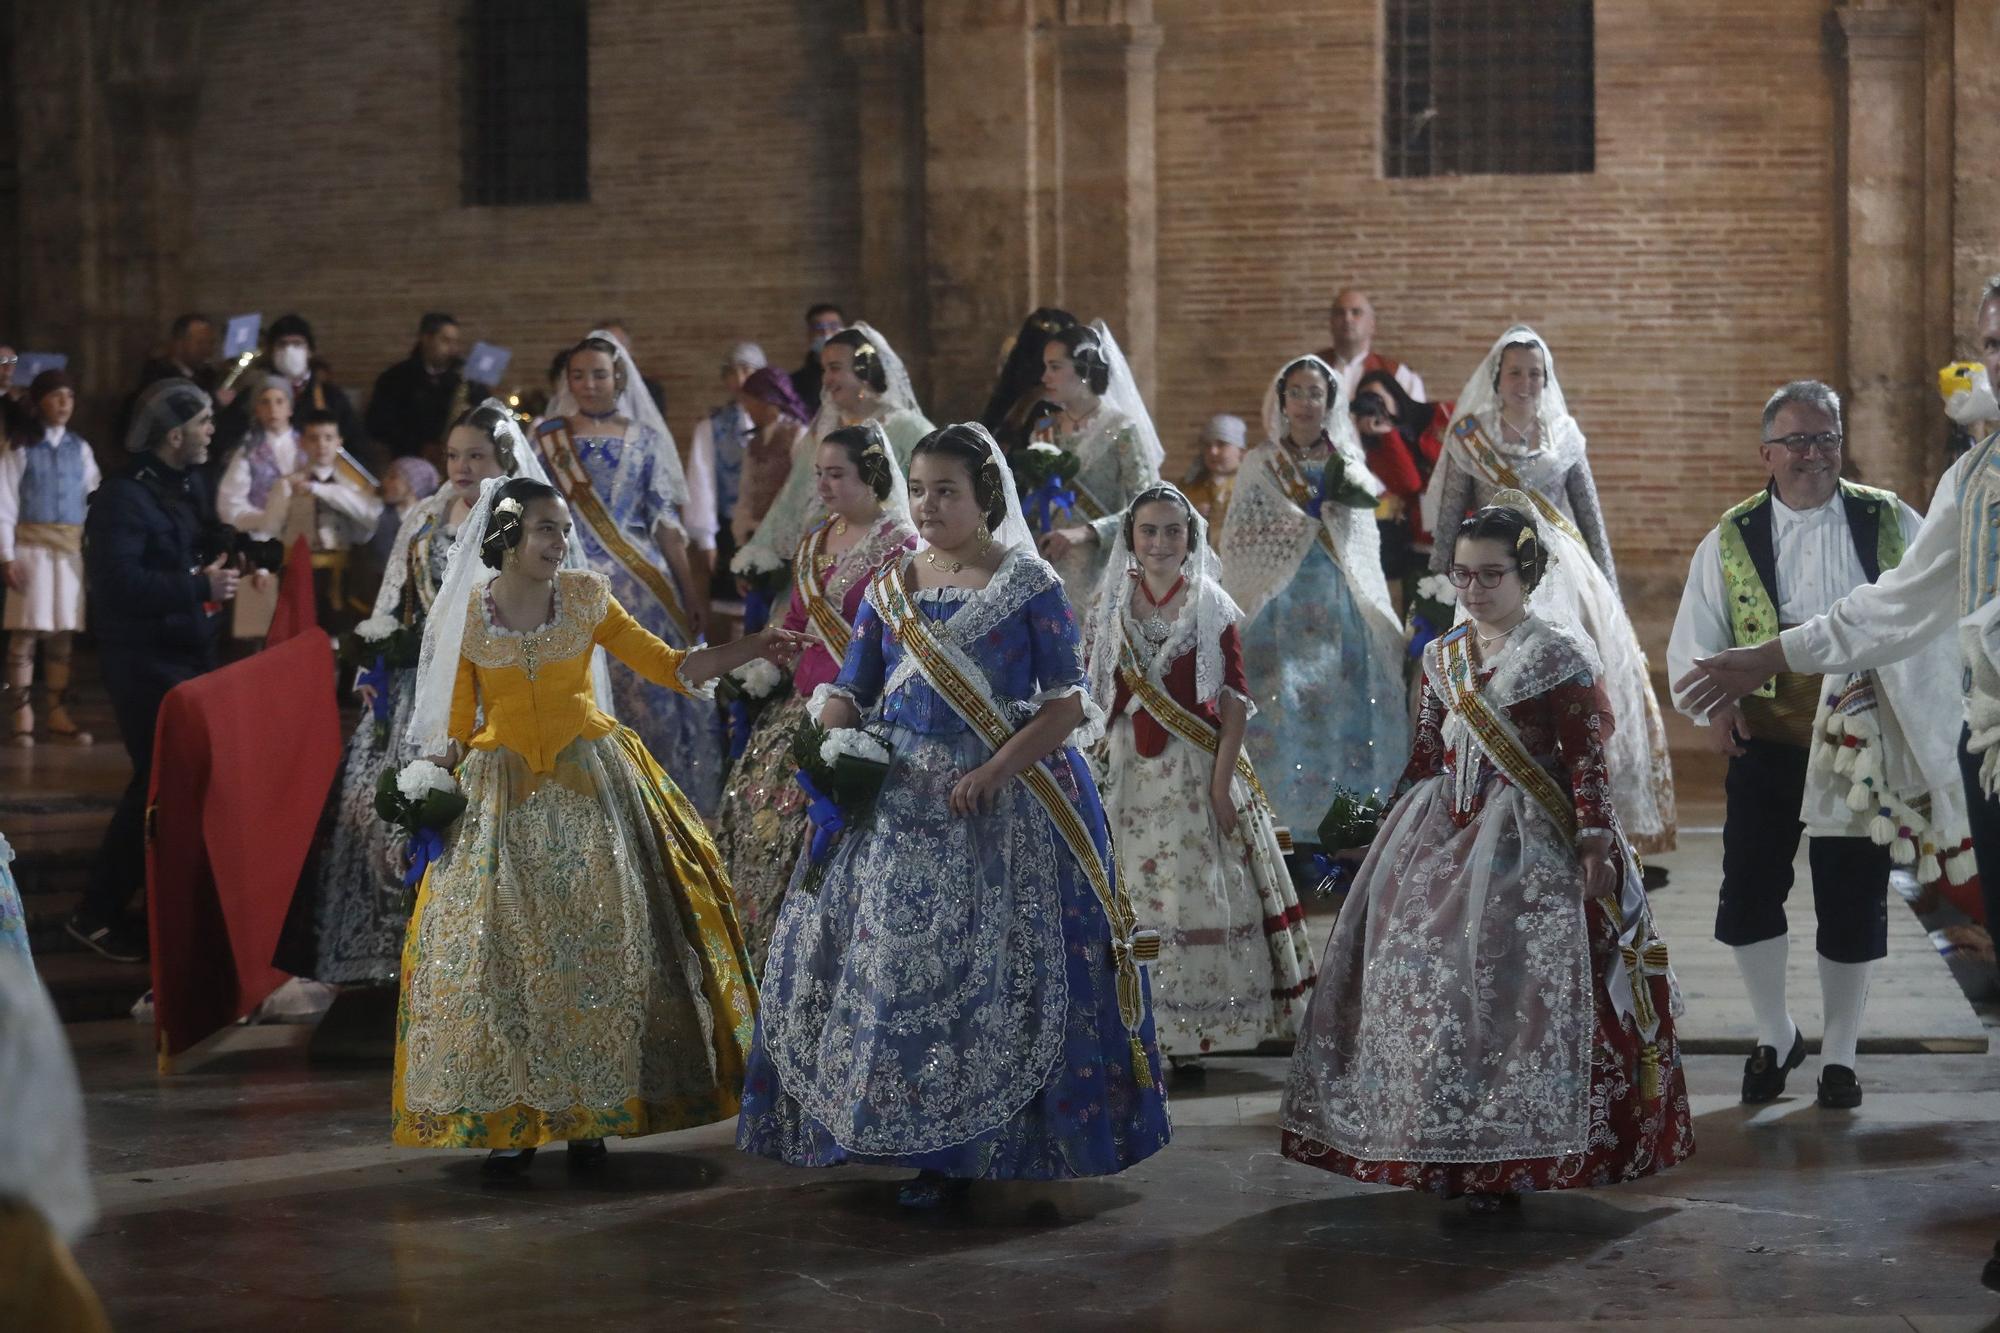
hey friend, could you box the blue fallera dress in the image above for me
[539,420,725,815]
[736,548,1172,1178]
[1238,455,1409,836]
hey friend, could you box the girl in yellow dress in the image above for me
[393,475,807,1176]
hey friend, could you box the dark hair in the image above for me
[805,302,846,325]
[1453,503,1547,593]
[1489,338,1545,390]
[547,347,571,383]
[417,312,457,338]
[449,400,520,471]
[911,424,1010,531]
[1047,325,1111,396]
[822,424,896,501]
[1277,357,1335,423]
[1354,368,1437,485]
[268,312,315,350]
[825,328,887,393]
[1121,484,1203,553]
[566,336,627,392]
[296,408,341,433]
[479,478,562,570]
[980,307,1080,446]
[169,312,212,338]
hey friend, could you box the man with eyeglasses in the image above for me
[1667,379,1937,1115]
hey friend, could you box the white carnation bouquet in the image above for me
[375,759,468,889]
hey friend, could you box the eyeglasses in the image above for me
[1446,565,1517,589]
[1762,430,1842,457]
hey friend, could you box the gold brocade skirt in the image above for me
[392,727,757,1149]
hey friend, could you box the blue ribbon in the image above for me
[1025,475,1077,535]
[359,654,391,721]
[1309,852,1352,898]
[793,769,846,862]
[1407,612,1437,659]
[575,437,620,467]
[742,584,774,634]
[403,826,445,889]
[725,698,752,760]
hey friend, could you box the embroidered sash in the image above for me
[1438,625,1670,1098]
[869,563,1158,1083]
[1264,448,1341,564]
[536,419,693,640]
[1449,415,1588,548]
[794,523,852,663]
[1116,630,1275,818]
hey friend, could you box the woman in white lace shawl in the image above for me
[1086,484,1314,1069]
[1217,354,1409,848]
[731,322,933,583]
[277,400,529,987]
[1423,325,1676,853]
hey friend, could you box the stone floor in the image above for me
[32,692,2000,1329]
[61,1023,2000,1332]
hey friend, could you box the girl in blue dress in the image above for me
[537,331,725,813]
[736,423,1171,1208]
[1218,355,1409,850]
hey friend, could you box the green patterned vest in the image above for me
[1716,480,1906,698]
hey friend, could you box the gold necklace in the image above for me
[831,516,850,538]
[923,527,990,574]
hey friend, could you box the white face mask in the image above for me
[273,344,309,379]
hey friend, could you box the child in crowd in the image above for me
[217,376,301,538]
[1180,413,1246,544]
[294,409,384,629]
[0,370,101,746]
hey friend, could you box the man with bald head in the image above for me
[1315,288,1426,403]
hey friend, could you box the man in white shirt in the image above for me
[1667,380,1933,1112]
[682,341,768,614]
[1314,288,1425,404]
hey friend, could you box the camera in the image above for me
[197,524,287,573]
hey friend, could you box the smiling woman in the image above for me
[390,472,809,1176]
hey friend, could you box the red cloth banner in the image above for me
[147,540,341,1061]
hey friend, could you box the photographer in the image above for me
[65,380,240,963]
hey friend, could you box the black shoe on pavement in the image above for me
[1817,1064,1863,1109]
[566,1138,609,1169]
[65,914,148,964]
[1741,1026,1807,1104]
[481,1149,537,1179]
[1981,1239,2000,1292]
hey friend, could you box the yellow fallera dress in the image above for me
[392,569,756,1149]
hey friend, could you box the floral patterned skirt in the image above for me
[392,728,757,1149]
[1278,775,1693,1195]
[736,724,1171,1179]
[1102,720,1312,1057]
[0,837,25,959]
[713,693,809,974]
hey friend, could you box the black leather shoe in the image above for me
[65,914,147,964]
[566,1138,609,1169]
[1981,1239,2000,1292]
[1741,1026,1806,1104]
[1817,1064,1863,1109]
[481,1149,536,1178]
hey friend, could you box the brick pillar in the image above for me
[1053,15,1161,399]
[1837,2,1932,499]
[846,3,930,404]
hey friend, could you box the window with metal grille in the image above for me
[1383,0,1595,178]
[460,0,589,206]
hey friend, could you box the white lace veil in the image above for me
[547,328,689,512]
[406,404,613,755]
[1423,324,1581,527]
[910,422,1034,555]
[1085,482,1243,716]
[1091,320,1167,475]
[1261,354,1384,498]
[807,321,921,442]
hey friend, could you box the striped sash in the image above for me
[794,523,852,663]
[536,419,692,640]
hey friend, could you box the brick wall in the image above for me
[56,0,1987,652]
[179,0,860,444]
[1151,0,1843,649]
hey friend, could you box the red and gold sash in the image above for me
[1265,447,1341,563]
[536,420,693,640]
[794,523,853,664]
[1439,625,1669,1098]
[1115,630,1280,836]
[1448,416,1587,548]
[869,562,1158,1082]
